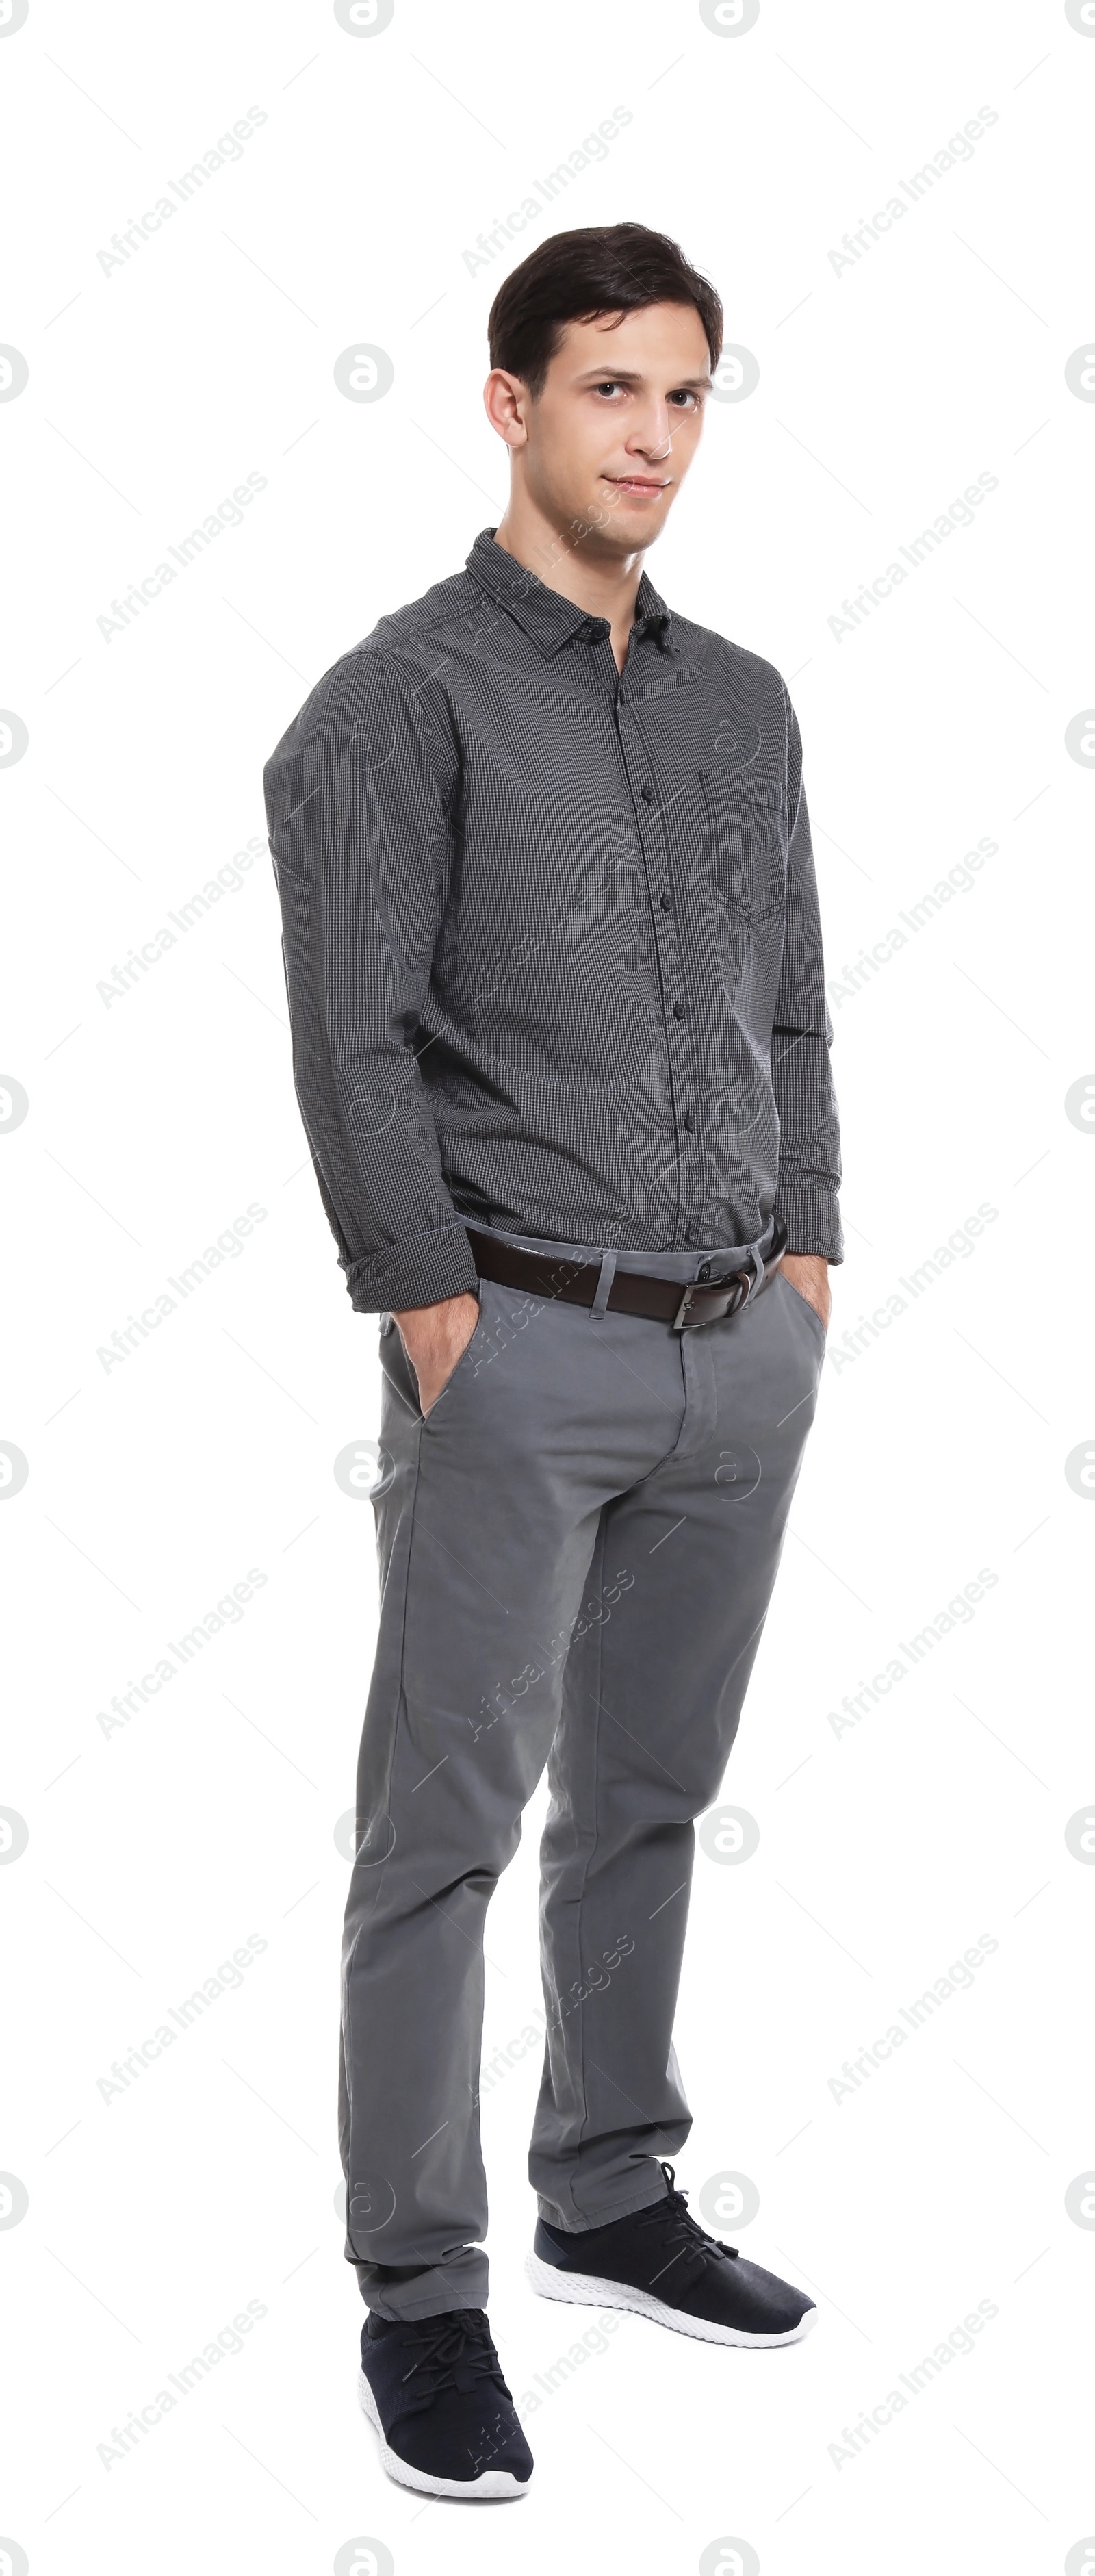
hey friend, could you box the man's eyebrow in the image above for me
[576,367,714,390]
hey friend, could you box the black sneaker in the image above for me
[527,2162,816,2349]
[357,2308,534,2499]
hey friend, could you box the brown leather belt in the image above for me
[465,1216,788,1332]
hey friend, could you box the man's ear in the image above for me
[484,368,531,450]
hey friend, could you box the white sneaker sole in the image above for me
[525,2249,816,2348]
[357,2367,531,2499]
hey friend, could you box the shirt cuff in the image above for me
[774,1178,844,1264]
[344,1221,481,1315]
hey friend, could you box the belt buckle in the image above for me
[673,1273,749,1331]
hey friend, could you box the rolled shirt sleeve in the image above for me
[263,648,481,1314]
[771,689,844,1263]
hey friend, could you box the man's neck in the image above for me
[492,501,645,674]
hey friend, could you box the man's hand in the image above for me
[391,1291,481,1416]
[781,1251,832,1334]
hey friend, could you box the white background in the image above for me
[2,1,1092,2569]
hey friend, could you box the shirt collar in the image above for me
[466,527,676,657]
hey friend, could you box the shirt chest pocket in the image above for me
[700,769,788,920]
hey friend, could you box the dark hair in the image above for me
[487,222,723,397]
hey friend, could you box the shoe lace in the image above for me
[634,2162,740,2288]
[398,2309,508,2404]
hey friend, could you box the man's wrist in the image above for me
[781,1249,832,1329]
[391,1290,482,1416]
[391,1290,478,1331]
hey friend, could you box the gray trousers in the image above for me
[339,1258,827,2317]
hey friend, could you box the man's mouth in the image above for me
[604,474,671,495]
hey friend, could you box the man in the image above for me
[265,221,842,2502]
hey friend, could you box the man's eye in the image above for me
[595,381,621,396]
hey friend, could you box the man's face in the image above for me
[513,301,713,559]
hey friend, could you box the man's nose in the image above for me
[627,416,673,462]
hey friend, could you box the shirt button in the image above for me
[683,1112,695,1132]
[673,1001,686,1019]
[698,1262,712,1282]
[641,785,655,803]
[660,890,673,911]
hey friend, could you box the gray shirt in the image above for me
[263,528,843,1314]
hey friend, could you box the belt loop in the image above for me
[589,1249,617,1318]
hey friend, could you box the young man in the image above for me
[265,222,842,2501]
